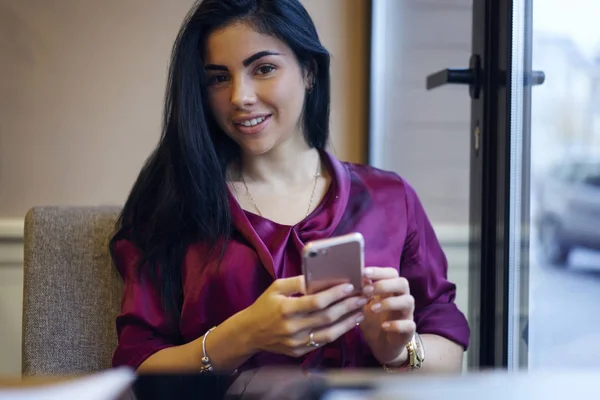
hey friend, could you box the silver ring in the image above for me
[306,332,320,348]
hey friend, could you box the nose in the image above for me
[230,75,257,109]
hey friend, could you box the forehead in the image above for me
[204,22,292,64]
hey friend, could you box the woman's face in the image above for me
[204,22,311,156]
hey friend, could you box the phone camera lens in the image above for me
[309,251,318,258]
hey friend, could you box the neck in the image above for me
[237,143,322,186]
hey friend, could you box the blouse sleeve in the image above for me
[401,182,470,350]
[111,239,181,369]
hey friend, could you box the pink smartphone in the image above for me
[301,232,365,295]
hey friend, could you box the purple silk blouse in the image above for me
[112,151,470,370]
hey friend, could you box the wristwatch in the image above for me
[383,332,425,372]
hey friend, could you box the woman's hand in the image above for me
[359,267,416,366]
[241,276,366,358]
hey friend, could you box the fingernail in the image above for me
[357,298,368,307]
[382,322,391,330]
[364,268,373,277]
[344,284,355,293]
[355,314,365,324]
[363,285,374,294]
[370,303,381,313]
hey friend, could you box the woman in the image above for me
[111,0,469,374]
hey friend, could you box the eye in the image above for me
[256,65,276,76]
[207,74,230,86]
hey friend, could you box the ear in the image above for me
[304,71,314,92]
[304,61,317,91]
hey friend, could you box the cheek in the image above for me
[208,93,231,123]
[264,82,306,121]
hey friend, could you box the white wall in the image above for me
[370,0,472,225]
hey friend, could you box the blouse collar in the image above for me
[227,149,352,278]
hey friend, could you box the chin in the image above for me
[227,131,281,157]
[224,123,295,157]
[242,145,279,157]
[235,138,279,157]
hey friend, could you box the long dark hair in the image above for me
[110,0,331,319]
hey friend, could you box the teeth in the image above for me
[240,117,265,127]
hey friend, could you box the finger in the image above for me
[369,294,414,317]
[296,295,368,332]
[364,277,409,296]
[293,282,357,314]
[362,277,372,287]
[364,267,399,281]
[272,275,306,296]
[301,310,364,349]
[381,319,416,336]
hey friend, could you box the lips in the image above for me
[233,114,272,135]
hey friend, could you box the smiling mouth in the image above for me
[233,114,272,135]
[235,115,269,127]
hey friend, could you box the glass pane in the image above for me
[510,0,600,368]
[369,0,473,368]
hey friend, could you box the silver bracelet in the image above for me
[199,326,216,373]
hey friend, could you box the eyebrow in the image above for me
[205,50,282,71]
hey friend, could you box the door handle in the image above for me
[427,69,475,87]
[426,54,545,99]
[526,70,546,86]
[426,55,482,99]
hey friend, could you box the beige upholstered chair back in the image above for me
[22,206,123,375]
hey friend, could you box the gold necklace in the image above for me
[241,162,321,218]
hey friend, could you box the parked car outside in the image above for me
[534,159,600,266]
